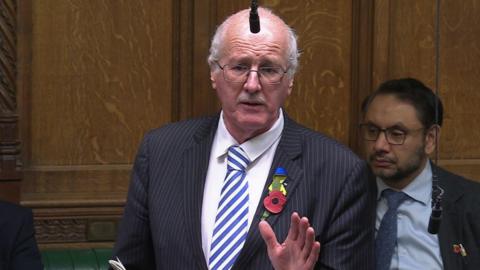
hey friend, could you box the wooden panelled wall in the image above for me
[0,0,478,249]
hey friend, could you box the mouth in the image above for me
[370,156,394,168]
[239,101,264,108]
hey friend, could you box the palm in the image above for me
[259,212,321,270]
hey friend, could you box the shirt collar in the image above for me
[211,109,284,163]
[376,160,432,205]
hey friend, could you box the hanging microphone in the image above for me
[428,175,444,234]
[427,95,443,235]
[428,0,443,235]
[249,0,260,33]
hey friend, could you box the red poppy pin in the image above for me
[261,167,288,220]
[453,244,467,257]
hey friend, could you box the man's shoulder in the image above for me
[144,115,218,142]
[0,200,32,227]
[284,118,361,161]
[436,165,480,202]
[437,166,480,187]
[0,200,31,216]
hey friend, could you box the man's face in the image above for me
[363,94,436,188]
[210,19,293,142]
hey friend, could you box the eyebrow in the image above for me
[365,121,408,130]
[227,55,282,66]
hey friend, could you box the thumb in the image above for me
[259,220,279,250]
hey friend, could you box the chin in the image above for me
[237,114,269,128]
[374,168,397,181]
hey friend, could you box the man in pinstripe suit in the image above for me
[112,7,374,270]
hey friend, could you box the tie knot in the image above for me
[382,189,408,210]
[227,145,250,172]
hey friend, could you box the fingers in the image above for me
[292,214,321,269]
[301,226,315,259]
[263,212,321,270]
[259,220,279,251]
[296,216,310,249]
[305,241,321,268]
[285,212,301,243]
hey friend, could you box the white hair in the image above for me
[207,8,300,77]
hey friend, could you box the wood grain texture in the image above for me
[21,165,130,207]
[28,0,172,165]
[19,0,173,209]
[438,0,480,160]
[373,1,436,85]
[279,1,353,145]
[351,0,374,155]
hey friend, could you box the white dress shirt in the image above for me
[201,110,284,262]
[376,161,443,270]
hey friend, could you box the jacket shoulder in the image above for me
[140,115,217,149]
[287,119,362,162]
[0,201,32,224]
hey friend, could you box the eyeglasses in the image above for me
[359,123,425,145]
[215,61,288,84]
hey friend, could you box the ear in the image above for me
[210,70,217,90]
[425,125,440,155]
[286,77,294,95]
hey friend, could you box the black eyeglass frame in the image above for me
[358,123,426,145]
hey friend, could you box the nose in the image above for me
[373,131,391,152]
[243,70,262,93]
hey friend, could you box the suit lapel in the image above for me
[182,117,218,270]
[234,116,304,269]
[436,165,466,270]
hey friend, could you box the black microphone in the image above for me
[428,201,442,234]
[249,0,260,33]
[428,175,444,234]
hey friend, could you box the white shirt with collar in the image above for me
[201,109,284,262]
[376,161,443,270]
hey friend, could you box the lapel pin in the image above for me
[261,167,288,220]
[453,244,467,257]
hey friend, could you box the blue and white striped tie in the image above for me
[209,145,250,270]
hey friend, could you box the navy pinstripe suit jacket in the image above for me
[112,113,375,269]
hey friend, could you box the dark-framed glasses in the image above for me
[359,123,425,145]
[215,61,288,84]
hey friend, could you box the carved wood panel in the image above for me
[0,0,20,203]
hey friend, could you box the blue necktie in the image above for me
[375,189,409,270]
[209,145,251,270]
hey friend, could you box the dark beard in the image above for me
[372,146,426,184]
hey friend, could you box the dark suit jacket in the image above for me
[112,114,375,269]
[435,165,480,270]
[0,201,43,270]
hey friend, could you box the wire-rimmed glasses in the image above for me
[215,61,288,84]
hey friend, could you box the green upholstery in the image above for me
[41,248,112,270]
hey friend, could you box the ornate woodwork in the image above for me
[0,0,20,203]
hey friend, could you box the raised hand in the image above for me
[259,212,321,270]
